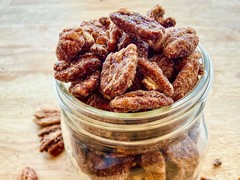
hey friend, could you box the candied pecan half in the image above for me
[86,151,133,179]
[110,8,165,41]
[138,58,174,97]
[38,124,61,137]
[147,4,176,28]
[80,17,110,41]
[40,129,64,156]
[110,90,173,112]
[150,54,175,80]
[33,108,60,127]
[107,24,123,52]
[140,151,166,179]
[54,53,101,82]
[86,93,113,111]
[56,27,94,62]
[117,32,134,51]
[90,36,109,59]
[162,27,199,59]
[69,70,100,98]
[100,44,138,100]
[18,167,38,180]
[164,136,199,178]
[172,52,201,101]
[136,40,149,59]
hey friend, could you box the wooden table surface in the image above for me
[0,0,239,179]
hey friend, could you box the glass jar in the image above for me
[56,45,213,180]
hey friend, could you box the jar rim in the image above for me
[56,44,213,121]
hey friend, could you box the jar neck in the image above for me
[56,44,213,145]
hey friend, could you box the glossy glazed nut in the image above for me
[56,27,94,61]
[163,27,199,59]
[110,8,165,41]
[138,58,174,97]
[149,54,175,80]
[147,4,176,28]
[164,136,199,179]
[140,151,166,179]
[172,52,201,101]
[33,108,60,127]
[100,44,138,100]
[18,167,38,180]
[86,93,113,111]
[54,53,101,83]
[110,90,173,112]
[69,70,100,98]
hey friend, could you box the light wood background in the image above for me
[0,0,239,179]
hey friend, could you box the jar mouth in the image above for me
[56,44,213,121]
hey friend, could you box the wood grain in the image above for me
[0,0,239,179]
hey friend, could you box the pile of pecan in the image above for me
[33,108,64,156]
[54,4,203,112]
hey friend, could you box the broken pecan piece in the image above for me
[18,167,38,180]
[138,58,174,97]
[100,44,138,99]
[147,4,176,28]
[172,52,201,101]
[110,8,165,41]
[162,27,199,59]
[54,53,101,83]
[110,90,173,112]
[56,27,94,62]
[69,70,100,98]
[33,108,60,127]
[107,24,123,52]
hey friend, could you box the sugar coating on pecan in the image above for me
[164,136,199,177]
[110,8,165,41]
[110,90,173,112]
[138,58,174,97]
[69,70,100,98]
[33,108,60,127]
[86,93,113,111]
[163,27,199,59]
[100,44,138,100]
[172,52,201,101]
[54,53,101,82]
[140,151,166,179]
[56,27,94,62]
[150,54,175,80]
[18,167,38,180]
[147,4,176,28]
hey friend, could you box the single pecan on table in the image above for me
[18,167,38,180]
